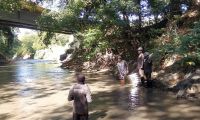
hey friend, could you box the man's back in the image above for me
[143,53,152,73]
[68,84,90,114]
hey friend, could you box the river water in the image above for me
[0,60,200,120]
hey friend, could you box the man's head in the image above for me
[77,74,85,84]
[137,47,143,54]
[118,56,122,62]
[144,52,149,59]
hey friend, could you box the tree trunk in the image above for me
[136,0,142,29]
[170,0,182,17]
[154,14,159,24]
[122,10,130,28]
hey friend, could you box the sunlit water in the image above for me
[0,60,200,120]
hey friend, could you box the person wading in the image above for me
[137,47,145,85]
[68,74,92,120]
[143,52,153,87]
[117,56,129,85]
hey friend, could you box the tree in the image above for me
[187,0,200,9]
[148,0,169,23]
[0,0,21,12]
[170,0,182,17]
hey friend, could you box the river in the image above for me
[0,60,200,120]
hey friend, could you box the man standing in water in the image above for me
[137,47,145,85]
[117,56,129,85]
[143,52,153,87]
[68,74,92,120]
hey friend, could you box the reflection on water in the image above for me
[128,73,140,110]
[0,60,73,120]
[0,60,69,84]
[128,86,140,110]
[14,60,69,83]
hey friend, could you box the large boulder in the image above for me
[34,45,66,61]
[156,69,200,99]
[34,35,80,62]
[178,69,200,99]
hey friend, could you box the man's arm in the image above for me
[85,84,92,103]
[140,54,144,69]
[68,87,74,101]
[124,60,129,74]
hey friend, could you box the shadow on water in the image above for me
[41,70,138,120]
[42,105,73,120]
[25,68,200,120]
[0,113,12,120]
[0,93,18,104]
[0,65,17,84]
[0,60,200,120]
[131,87,200,120]
[88,87,137,120]
[44,87,133,120]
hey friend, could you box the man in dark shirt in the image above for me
[143,52,153,87]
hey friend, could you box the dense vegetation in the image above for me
[0,0,200,66]
[0,26,19,58]
[37,0,200,64]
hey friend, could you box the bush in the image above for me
[178,21,200,66]
[149,20,200,70]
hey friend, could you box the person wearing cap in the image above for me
[137,47,145,85]
[117,56,129,85]
[68,74,92,120]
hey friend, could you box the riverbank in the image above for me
[62,58,200,101]
[151,67,200,100]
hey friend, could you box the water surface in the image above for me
[0,60,200,120]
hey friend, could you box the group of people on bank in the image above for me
[67,46,153,120]
[116,47,153,87]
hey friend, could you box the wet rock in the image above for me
[154,66,200,100]
[175,69,200,99]
[23,54,31,59]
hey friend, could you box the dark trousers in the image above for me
[73,113,88,120]
[144,72,152,87]
[141,77,145,85]
[144,72,151,81]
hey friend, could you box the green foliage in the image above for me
[81,27,108,60]
[51,33,70,46]
[38,11,61,31]
[0,0,21,12]
[150,20,200,68]
[37,0,198,62]
[0,27,18,58]
[17,33,46,56]
[148,28,165,39]
[38,0,147,59]
[17,32,70,56]
[0,31,8,53]
[178,21,200,66]
[17,35,35,56]
[149,0,169,15]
